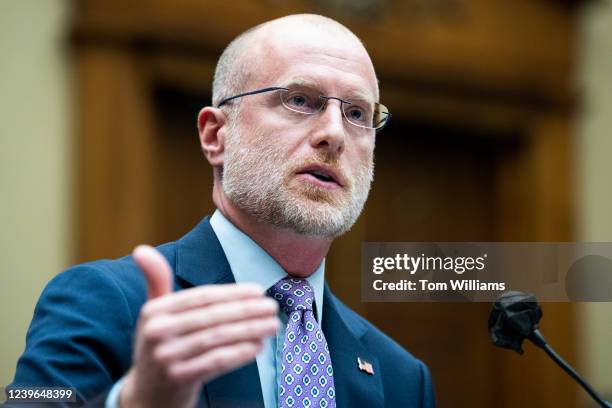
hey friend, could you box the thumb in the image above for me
[133,245,173,299]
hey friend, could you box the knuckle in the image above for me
[210,352,230,370]
[140,303,154,320]
[238,301,252,316]
[239,344,257,360]
[196,307,213,324]
[245,320,261,333]
[264,298,279,313]
[151,345,169,365]
[195,360,214,379]
[196,309,212,327]
[253,317,273,333]
[197,333,213,350]
[141,320,161,341]
[243,282,264,293]
[165,365,184,385]
[168,371,185,384]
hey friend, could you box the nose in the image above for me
[308,98,345,156]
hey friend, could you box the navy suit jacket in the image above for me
[10,217,436,407]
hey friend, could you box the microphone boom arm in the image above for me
[529,329,612,408]
[489,292,611,408]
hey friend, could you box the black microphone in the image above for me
[488,291,612,408]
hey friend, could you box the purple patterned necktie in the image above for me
[268,277,336,408]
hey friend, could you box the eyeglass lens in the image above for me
[279,87,389,130]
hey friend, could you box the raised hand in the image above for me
[120,245,279,408]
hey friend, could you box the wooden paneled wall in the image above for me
[71,1,583,406]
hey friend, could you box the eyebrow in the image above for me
[281,76,376,105]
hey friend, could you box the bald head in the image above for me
[201,14,379,239]
[212,14,378,110]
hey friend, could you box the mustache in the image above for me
[307,151,340,168]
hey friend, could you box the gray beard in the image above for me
[222,123,374,238]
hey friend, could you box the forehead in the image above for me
[250,25,378,102]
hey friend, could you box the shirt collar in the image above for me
[210,209,325,323]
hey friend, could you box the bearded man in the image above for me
[9,14,435,408]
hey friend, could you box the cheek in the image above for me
[349,139,375,167]
[242,103,295,139]
[236,106,261,134]
[238,118,305,163]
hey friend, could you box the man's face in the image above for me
[222,25,378,238]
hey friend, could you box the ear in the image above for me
[198,107,227,167]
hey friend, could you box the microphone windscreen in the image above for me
[488,291,543,354]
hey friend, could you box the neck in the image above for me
[213,185,332,278]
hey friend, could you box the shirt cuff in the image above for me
[105,376,126,408]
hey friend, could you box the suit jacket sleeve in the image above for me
[419,359,436,408]
[9,263,141,406]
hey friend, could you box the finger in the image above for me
[133,245,173,300]
[154,317,280,362]
[145,297,279,339]
[143,283,265,316]
[167,340,264,383]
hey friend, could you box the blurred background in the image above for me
[1,0,610,406]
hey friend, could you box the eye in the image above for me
[283,91,317,113]
[345,105,369,124]
[289,94,307,107]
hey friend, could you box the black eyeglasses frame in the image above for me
[216,86,391,131]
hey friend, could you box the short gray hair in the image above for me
[211,26,260,114]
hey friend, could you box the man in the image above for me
[9,14,435,408]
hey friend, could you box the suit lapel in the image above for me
[323,286,384,408]
[175,216,235,288]
[204,364,265,408]
[174,217,383,407]
[175,217,265,408]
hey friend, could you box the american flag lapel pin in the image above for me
[357,357,374,375]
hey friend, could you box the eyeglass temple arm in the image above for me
[216,87,289,108]
[374,112,391,132]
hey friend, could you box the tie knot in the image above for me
[267,277,314,315]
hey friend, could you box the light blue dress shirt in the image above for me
[106,210,325,408]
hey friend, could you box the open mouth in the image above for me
[296,165,343,188]
[309,170,335,183]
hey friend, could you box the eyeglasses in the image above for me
[217,86,391,131]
